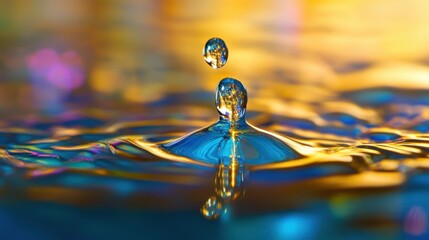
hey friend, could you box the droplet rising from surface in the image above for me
[161,77,302,165]
[203,38,228,69]
[215,78,247,122]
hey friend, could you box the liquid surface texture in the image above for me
[2,85,429,238]
[2,1,429,239]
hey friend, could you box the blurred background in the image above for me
[2,0,429,117]
[3,2,429,239]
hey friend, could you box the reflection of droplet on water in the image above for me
[215,162,247,201]
[215,78,247,122]
[203,38,228,69]
[201,196,223,219]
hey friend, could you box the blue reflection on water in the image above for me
[162,118,300,165]
[275,213,317,239]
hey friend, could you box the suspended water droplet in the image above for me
[215,78,247,122]
[203,38,228,69]
[201,196,223,219]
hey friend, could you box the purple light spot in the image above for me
[25,48,86,112]
[25,48,85,91]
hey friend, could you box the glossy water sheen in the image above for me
[203,38,228,69]
[2,64,429,240]
[3,86,429,238]
[3,45,429,240]
[160,118,301,165]
[3,1,429,239]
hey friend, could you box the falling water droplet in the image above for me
[203,38,228,69]
[201,196,223,219]
[215,77,247,122]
